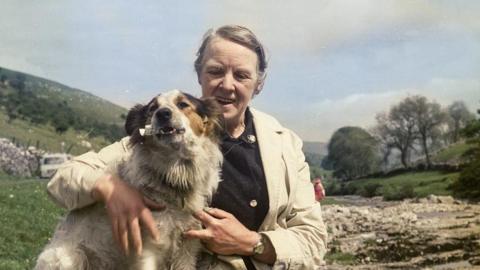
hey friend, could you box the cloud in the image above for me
[288,78,479,142]
[205,0,480,53]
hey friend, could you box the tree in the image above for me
[446,101,475,143]
[373,98,418,168]
[452,107,480,199]
[409,96,446,168]
[325,126,380,180]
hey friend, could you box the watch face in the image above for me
[254,239,265,255]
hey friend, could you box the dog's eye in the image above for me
[177,101,190,109]
[148,104,158,114]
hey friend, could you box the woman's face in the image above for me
[199,37,260,128]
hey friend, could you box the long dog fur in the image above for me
[35,90,223,270]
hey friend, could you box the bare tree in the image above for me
[373,98,418,169]
[407,96,446,168]
[447,101,475,143]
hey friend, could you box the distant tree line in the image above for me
[0,72,124,142]
[323,95,476,181]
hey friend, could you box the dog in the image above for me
[35,89,223,270]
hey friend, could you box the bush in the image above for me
[452,158,480,199]
[361,183,382,197]
[383,183,416,201]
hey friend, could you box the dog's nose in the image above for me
[156,108,172,122]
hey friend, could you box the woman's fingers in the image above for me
[129,217,142,255]
[119,218,129,255]
[111,218,120,250]
[184,228,212,240]
[194,209,218,226]
[205,207,232,219]
[140,208,160,242]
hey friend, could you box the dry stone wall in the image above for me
[0,138,40,177]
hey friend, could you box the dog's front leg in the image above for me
[169,238,202,270]
[129,250,159,270]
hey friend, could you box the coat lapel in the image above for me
[250,108,284,231]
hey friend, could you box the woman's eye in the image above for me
[235,73,250,80]
[177,101,189,109]
[207,69,223,76]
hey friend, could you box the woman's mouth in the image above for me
[215,96,235,105]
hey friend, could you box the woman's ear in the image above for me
[254,75,266,96]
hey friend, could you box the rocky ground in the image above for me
[322,195,480,270]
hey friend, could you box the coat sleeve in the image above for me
[46,137,130,210]
[261,130,328,269]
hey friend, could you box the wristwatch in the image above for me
[252,233,266,255]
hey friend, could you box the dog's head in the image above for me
[125,89,223,150]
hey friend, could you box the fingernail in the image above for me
[203,207,212,212]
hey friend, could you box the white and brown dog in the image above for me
[35,90,223,270]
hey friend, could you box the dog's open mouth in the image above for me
[156,126,185,137]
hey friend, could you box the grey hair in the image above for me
[194,25,268,90]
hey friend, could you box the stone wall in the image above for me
[0,138,40,177]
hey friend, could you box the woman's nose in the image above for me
[220,72,235,91]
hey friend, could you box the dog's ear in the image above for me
[125,104,148,145]
[183,93,224,140]
[200,97,224,141]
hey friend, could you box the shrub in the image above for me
[361,183,382,198]
[383,183,416,201]
[452,158,480,199]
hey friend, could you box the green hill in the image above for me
[0,66,128,154]
[0,66,126,125]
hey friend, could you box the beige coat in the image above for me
[47,108,328,270]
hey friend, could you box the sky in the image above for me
[1,1,479,142]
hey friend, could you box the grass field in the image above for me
[343,171,459,198]
[0,174,64,269]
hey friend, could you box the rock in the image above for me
[437,196,455,204]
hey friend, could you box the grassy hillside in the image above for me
[0,174,65,269]
[0,66,126,125]
[0,66,127,143]
[0,66,129,155]
[0,109,112,155]
[431,142,471,164]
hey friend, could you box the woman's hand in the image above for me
[92,173,164,256]
[184,208,260,256]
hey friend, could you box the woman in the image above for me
[47,25,327,269]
